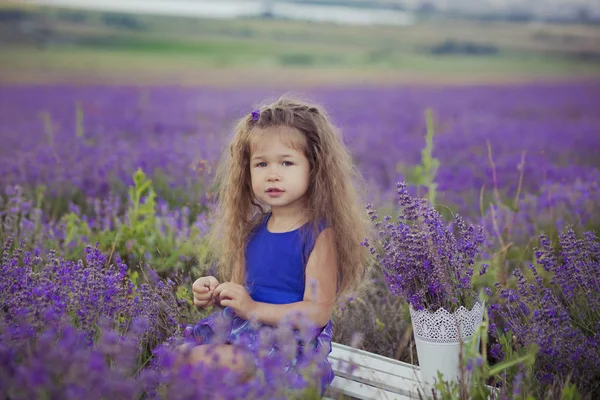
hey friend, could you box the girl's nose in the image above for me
[267,173,280,181]
[267,168,281,181]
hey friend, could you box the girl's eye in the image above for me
[254,161,293,167]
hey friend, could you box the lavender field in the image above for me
[1,82,600,399]
[3,83,599,205]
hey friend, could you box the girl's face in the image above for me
[249,127,310,214]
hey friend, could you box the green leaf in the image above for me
[488,351,536,376]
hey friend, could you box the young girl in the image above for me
[183,96,370,395]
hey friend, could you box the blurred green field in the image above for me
[1,3,599,85]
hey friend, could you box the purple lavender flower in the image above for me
[1,239,330,398]
[494,226,600,394]
[364,182,486,312]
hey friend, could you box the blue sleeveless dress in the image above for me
[184,213,335,395]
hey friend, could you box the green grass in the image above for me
[1,4,599,84]
[1,43,594,77]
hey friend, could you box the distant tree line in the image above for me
[428,40,499,56]
[0,8,145,30]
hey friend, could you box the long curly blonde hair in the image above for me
[206,95,371,301]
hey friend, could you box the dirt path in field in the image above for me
[2,66,599,88]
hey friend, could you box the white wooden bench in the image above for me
[325,342,497,400]
[325,342,423,399]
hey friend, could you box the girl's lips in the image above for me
[266,190,284,197]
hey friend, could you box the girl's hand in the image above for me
[213,282,256,320]
[192,276,220,308]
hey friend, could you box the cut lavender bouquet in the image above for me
[364,182,487,312]
[363,182,488,395]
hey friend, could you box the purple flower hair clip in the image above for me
[251,110,260,121]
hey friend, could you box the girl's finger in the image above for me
[193,299,207,306]
[193,286,209,294]
[220,299,232,308]
[214,285,225,297]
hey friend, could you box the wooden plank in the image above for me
[331,342,420,376]
[327,375,421,400]
[330,342,421,382]
[330,368,422,398]
[328,342,423,397]
[328,357,422,397]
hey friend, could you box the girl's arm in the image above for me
[249,228,338,328]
